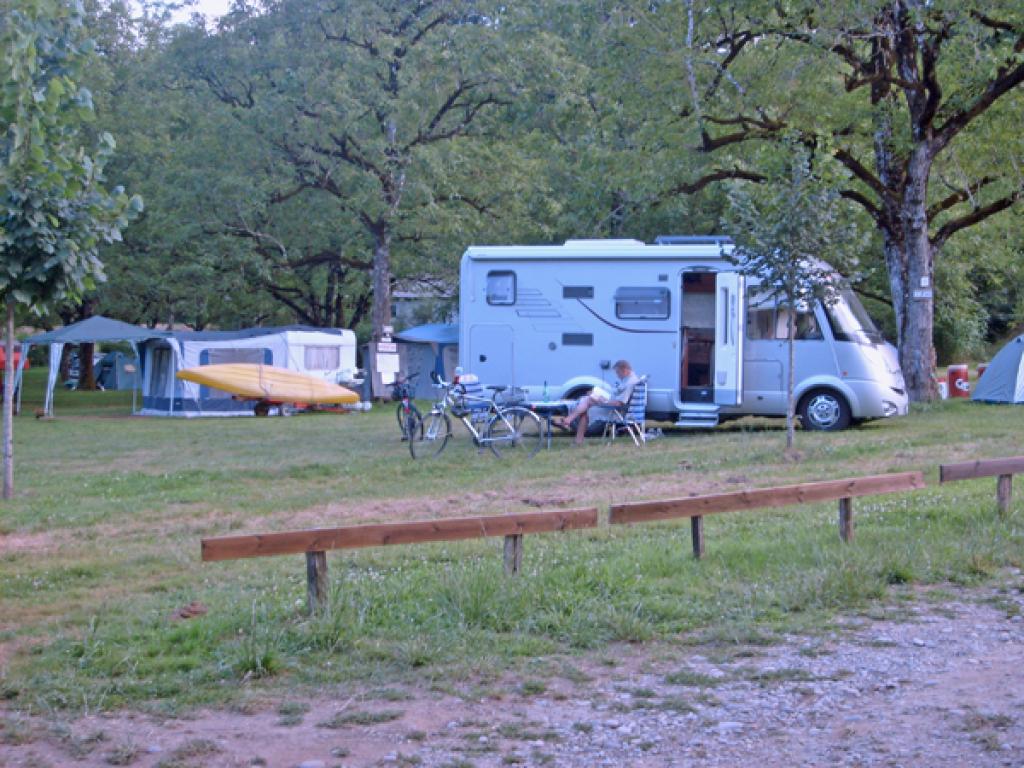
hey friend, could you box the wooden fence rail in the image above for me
[200,460,1024,618]
[202,508,599,613]
[939,456,1024,516]
[608,472,926,558]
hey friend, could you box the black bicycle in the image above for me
[392,373,422,442]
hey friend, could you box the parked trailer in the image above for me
[458,237,908,430]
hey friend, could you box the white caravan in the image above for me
[458,237,909,430]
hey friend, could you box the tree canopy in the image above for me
[58,0,1024,398]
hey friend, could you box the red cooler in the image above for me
[948,364,970,398]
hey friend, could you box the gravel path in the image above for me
[3,581,1023,767]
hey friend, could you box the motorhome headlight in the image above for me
[882,400,898,417]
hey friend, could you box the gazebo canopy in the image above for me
[20,316,168,416]
[24,315,169,345]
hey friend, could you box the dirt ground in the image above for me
[3,579,1023,768]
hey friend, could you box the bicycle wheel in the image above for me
[485,406,543,458]
[397,402,422,441]
[410,409,451,459]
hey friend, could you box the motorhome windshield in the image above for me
[823,288,884,345]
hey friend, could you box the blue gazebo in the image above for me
[18,316,168,416]
[395,323,459,398]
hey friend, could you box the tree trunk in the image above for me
[608,190,627,237]
[78,341,97,390]
[370,231,392,341]
[896,147,937,401]
[58,343,74,382]
[872,109,937,403]
[326,264,338,328]
[3,299,14,499]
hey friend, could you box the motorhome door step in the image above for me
[674,417,720,429]
[675,405,720,429]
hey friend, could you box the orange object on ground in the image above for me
[0,344,29,370]
[947,364,970,398]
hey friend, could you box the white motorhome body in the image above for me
[459,238,908,429]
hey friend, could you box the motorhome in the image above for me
[458,236,908,430]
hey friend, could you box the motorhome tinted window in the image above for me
[563,286,594,299]
[614,287,670,319]
[823,288,884,344]
[562,333,593,346]
[747,297,823,340]
[486,271,516,305]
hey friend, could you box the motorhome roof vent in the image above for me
[654,235,734,245]
[564,239,644,247]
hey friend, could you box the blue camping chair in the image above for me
[602,375,648,446]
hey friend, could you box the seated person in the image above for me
[556,359,639,445]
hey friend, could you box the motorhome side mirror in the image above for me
[480,355,487,362]
[599,360,611,370]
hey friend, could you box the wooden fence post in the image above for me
[306,550,328,614]
[838,497,854,542]
[997,474,1013,516]
[691,515,705,559]
[503,534,523,575]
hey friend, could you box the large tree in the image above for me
[0,0,140,497]
[177,0,519,340]
[628,0,1024,400]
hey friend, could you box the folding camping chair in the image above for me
[603,375,648,446]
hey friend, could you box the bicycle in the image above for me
[409,371,543,459]
[392,373,422,442]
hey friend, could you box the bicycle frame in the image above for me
[427,374,520,447]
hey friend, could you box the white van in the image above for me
[458,236,908,430]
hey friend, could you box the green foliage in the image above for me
[725,145,863,298]
[9,0,1018,355]
[0,0,140,311]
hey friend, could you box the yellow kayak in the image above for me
[176,363,360,405]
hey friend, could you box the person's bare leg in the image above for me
[575,412,589,444]
[559,395,593,428]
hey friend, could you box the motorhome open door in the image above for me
[714,272,745,406]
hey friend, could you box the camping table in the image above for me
[530,400,572,449]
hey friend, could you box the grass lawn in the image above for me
[0,368,1022,716]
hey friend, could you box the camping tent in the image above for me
[138,326,359,416]
[972,334,1024,404]
[96,351,138,391]
[395,323,458,399]
[19,316,169,416]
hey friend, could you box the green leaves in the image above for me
[0,0,140,312]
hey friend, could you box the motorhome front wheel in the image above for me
[799,389,851,431]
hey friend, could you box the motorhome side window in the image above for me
[486,271,516,305]
[614,287,670,320]
[746,296,823,341]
